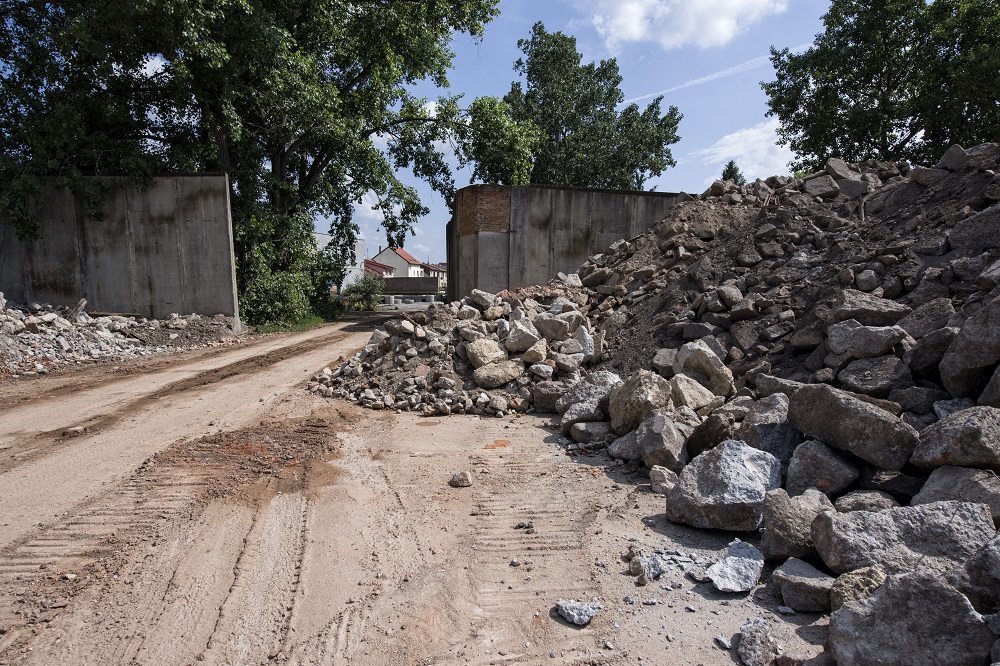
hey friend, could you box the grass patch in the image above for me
[254,313,327,333]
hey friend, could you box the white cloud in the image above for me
[695,118,794,182]
[590,0,789,50]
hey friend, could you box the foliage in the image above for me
[0,0,499,323]
[720,160,746,186]
[341,273,385,311]
[459,22,682,189]
[762,0,1000,172]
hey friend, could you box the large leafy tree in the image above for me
[0,0,498,323]
[460,22,682,190]
[762,0,1000,172]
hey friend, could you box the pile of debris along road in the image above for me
[0,292,240,376]
[313,143,1000,665]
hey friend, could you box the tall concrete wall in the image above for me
[448,184,678,300]
[0,175,239,320]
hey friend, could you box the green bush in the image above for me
[342,273,385,311]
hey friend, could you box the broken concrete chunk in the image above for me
[812,500,996,575]
[772,557,834,612]
[896,297,955,340]
[829,571,995,666]
[830,565,887,611]
[948,202,1000,253]
[830,289,912,326]
[670,373,716,410]
[706,540,764,593]
[737,393,802,466]
[911,465,1000,526]
[786,440,859,497]
[608,369,673,434]
[910,406,1000,472]
[737,618,778,666]
[554,599,602,626]
[760,488,834,561]
[472,360,524,389]
[504,318,541,353]
[665,440,782,531]
[636,408,694,472]
[673,339,735,397]
[466,338,507,369]
[788,384,919,470]
[826,319,907,358]
[834,490,899,513]
[939,294,1000,398]
[837,355,913,399]
[607,430,641,461]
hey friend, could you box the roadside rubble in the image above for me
[314,143,1000,665]
[0,293,240,376]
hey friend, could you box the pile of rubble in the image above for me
[0,292,240,376]
[314,143,1000,665]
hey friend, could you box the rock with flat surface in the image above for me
[472,360,524,389]
[608,369,673,434]
[837,355,913,399]
[939,295,1000,398]
[636,408,695,472]
[737,393,803,466]
[786,440,859,497]
[665,440,782,531]
[466,338,507,368]
[949,534,1000,613]
[772,558,835,612]
[706,540,764,593]
[760,489,833,561]
[912,465,1000,526]
[949,202,1000,253]
[673,339,735,397]
[686,412,738,458]
[607,430,640,461]
[504,318,541,353]
[829,572,994,666]
[533,381,567,413]
[812,500,996,575]
[670,373,716,410]
[910,406,1000,472]
[834,490,899,512]
[896,297,955,340]
[903,326,958,374]
[826,319,907,358]
[649,465,679,494]
[788,384,919,470]
[830,289,911,326]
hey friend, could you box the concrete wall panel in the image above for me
[0,175,238,319]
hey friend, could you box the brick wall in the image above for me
[456,185,511,236]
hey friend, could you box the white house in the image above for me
[315,232,366,288]
[372,246,426,278]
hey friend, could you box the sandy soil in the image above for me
[0,318,828,666]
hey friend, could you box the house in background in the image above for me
[372,246,427,278]
[363,258,396,278]
[315,231,366,289]
[421,261,448,291]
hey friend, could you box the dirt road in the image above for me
[0,319,828,665]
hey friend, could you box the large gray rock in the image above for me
[981,366,1000,408]
[830,289,911,326]
[467,288,498,310]
[837,355,913,398]
[635,408,696,472]
[532,380,567,413]
[812,500,996,575]
[788,384,919,470]
[889,386,951,414]
[685,412,738,458]
[804,174,840,199]
[829,572,995,666]
[665,440,782,531]
[607,430,640,461]
[896,297,956,340]
[786,440,859,497]
[472,360,524,389]
[737,393,803,466]
[939,295,1000,397]
[466,338,507,368]
[910,406,1000,472]
[903,326,958,374]
[533,311,583,341]
[949,202,1000,253]
[772,557,834,612]
[826,319,907,358]
[912,465,1000,526]
[760,489,834,561]
[670,373,716,410]
[706,540,764,593]
[504,318,541,353]
[672,339,735,396]
[949,534,1000,613]
[834,490,899,513]
[608,369,673,434]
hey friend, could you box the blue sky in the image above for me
[344,0,828,264]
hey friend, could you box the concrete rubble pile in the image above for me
[0,292,239,375]
[317,143,1000,665]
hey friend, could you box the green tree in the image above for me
[720,160,746,186]
[0,0,498,324]
[460,22,682,189]
[762,0,1000,172]
[342,272,385,311]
